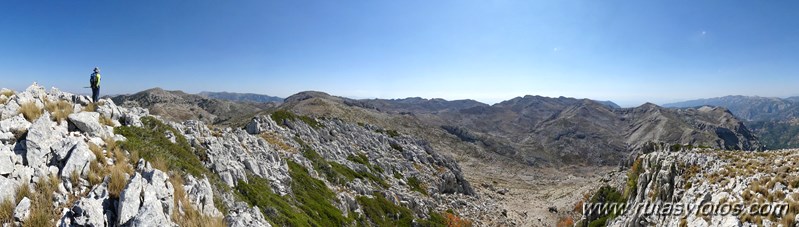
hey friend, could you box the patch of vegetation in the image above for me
[407,176,428,196]
[83,102,98,112]
[116,116,207,177]
[0,197,13,224]
[385,129,400,138]
[348,153,384,173]
[18,102,43,122]
[586,185,625,227]
[0,89,14,98]
[270,110,323,129]
[356,193,414,226]
[25,174,60,227]
[297,138,387,187]
[99,115,115,127]
[236,161,349,226]
[623,158,643,199]
[390,142,404,152]
[45,100,73,125]
[394,172,403,179]
[108,164,129,199]
[260,132,295,152]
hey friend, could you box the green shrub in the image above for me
[390,142,404,152]
[356,193,414,226]
[236,161,349,226]
[270,110,323,129]
[385,130,400,138]
[408,176,428,196]
[116,116,207,177]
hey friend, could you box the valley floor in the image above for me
[457,155,618,226]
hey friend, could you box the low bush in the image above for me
[270,110,323,129]
[408,176,428,196]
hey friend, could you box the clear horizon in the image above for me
[2,1,798,107]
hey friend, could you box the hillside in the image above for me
[0,83,505,226]
[281,92,762,167]
[198,91,283,104]
[664,95,799,149]
[111,88,275,127]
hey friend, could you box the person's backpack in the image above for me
[90,73,98,88]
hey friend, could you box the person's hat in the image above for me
[94,67,100,72]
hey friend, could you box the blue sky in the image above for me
[1,1,798,107]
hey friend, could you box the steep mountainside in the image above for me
[111,88,275,126]
[280,92,762,167]
[198,91,283,104]
[0,83,505,226]
[664,95,799,149]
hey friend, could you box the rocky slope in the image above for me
[580,148,799,226]
[664,95,799,149]
[280,92,762,167]
[111,88,275,127]
[0,83,504,226]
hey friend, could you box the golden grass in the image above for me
[88,142,106,165]
[108,164,129,199]
[0,197,14,224]
[260,132,295,152]
[69,171,80,189]
[0,90,14,97]
[18,102,43,122]
[45,100,73,125]
[87,160,105,187]
[170,173,226,227]
[24,174,59,227]
[151,158,168,172]
[83,103,97,112]
[99,115,114,127]
[15,181,31,204]
[0,96,7,105]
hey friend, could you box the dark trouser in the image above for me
[92,87,100,102]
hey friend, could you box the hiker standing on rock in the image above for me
[90,67,101,102]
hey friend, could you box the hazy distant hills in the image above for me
[663,95,799,122]
[199,91,284,103]
[279,92,761,166]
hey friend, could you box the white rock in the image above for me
[67,112,107,137]
[70,197,105,227]
[0,146,14,175]
[0,177,19,201]
[26,112,63,172]
[60,140,96,179]
[117,173,143,225]
[13,197,31,221]
[0,115,31,135]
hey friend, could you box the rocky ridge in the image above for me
[0,83,502,226]
[583,148,799,226]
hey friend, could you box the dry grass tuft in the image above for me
[88,142,106,165]
[0,90,14,97]
[87,160,105,187]
[0,197,14,224]
[24,174,59,227]
[99,115,115,127]
[18,102,43,122]
[260,132,295,152]
[108,164,129,199]
[83,102,97,112]
[45,100,73,125]
[151,158,168,172]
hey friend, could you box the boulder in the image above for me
[117,173,144,225]
[26,112,63,175]
[0,101,20,121]
[118,161,176,226]
[225,203,272,227]
[14,197,31,222]
[184,175,223,217]
[59,140,95,179]
[0,177,19,202]
[70,197,105,226]
[0,146,14,175]
[67,112,106,137]
[0,115,31,137]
